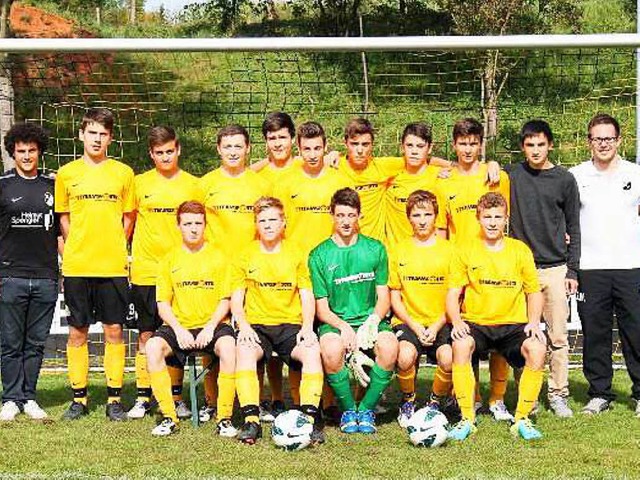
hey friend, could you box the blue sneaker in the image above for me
[448,419,477,441]
[340,410,359,434]
[510,418,542,440]
[357,409,377,434]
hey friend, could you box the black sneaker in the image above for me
[271,400,286,418]
[62,401,88,421]
[106,401,127,422]
[310,425,326,445]
[237,421,262,444]
[323,405,341,427]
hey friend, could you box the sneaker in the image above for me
[237,421,262,444]
[0,401,21,421]
[259,400,275,423]
[489,400,515,422]
[152,417,177,436]
[510,418,542,440]
[198,405,217,423]
[271,400,286,418]
[474,400,483,414]
[62,401,88,421]
[23,400,48,420]
[127,400,151,420]
[323,405,341,427]
[357,409,377,434]
[581,397,610,415]
[448,419,477,441]
[549,395,573,418]
[340,410,359,434]
[106,401,127,422]
[217,418,238,438]
[397,400,415,429]
[174,400,192,420]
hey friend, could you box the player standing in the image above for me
[309,187,397,434]
[145,201,237,436]
[232,197,324,444]
[447,192,546,441]
[55,107,134,421]
[507,120,580,417]
[390,190,454,427]
[127,126,202,420]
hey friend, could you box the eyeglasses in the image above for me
[589,136,619,144]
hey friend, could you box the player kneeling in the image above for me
[146,201,237,437]
[309,188,397,434]
[447,192,546,441]
[232,197,324,445]
[390,190,454,427]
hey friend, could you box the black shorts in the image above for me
[468,323,527,369]
[130,285,162,333]
[254,324,302,372]
[153,323,236,368]
[63,277,129,328]
[394,324,452,364]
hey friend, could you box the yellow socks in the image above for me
[135,351,151,402]
[300,372,323,408]
[397,365,417,402]
[216,372,236,420]
[515,366,544,420]
[104,342,125,403]
[236,369,260,422]
[67,344,89,405]
[150,369,178,422]
[489,353,510,405]
[453,363,476,422]
[432,365,453,397]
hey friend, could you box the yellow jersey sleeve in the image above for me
[156,251,174,304]
[388,244,401,291]
[520,242,541,294]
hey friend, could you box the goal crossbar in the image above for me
[3,33,640,53]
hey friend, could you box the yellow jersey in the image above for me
[257,158,303,192]
[389,236,453,327]
[273,166,352,254]
[435,163,510,248]
[337,156,404,242]
[385,165,441,246]
[55,158,134,277]
[156,243,230,329]
[200,167,270,255]
[231,240,311,326]
[448,238,540,326]
[130,169,202,286]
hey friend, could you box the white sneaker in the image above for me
[0,401,21,421]
[23,400,48,419]
[151,417,177,436]
[198,405,217,423]
[174,400,192,420]
[489,400,514,422]
[127,400,151,419]
[217,418,238,437]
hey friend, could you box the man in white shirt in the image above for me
[570,113,640,416]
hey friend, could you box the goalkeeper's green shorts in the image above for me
[318,320,392,338]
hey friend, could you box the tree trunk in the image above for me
[0,0,14,172]
[482,51,499,141]
[129,0,136,25]
[399,0,407,15]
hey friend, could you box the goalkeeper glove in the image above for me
[356,313,381,350]
[347,350,375,388]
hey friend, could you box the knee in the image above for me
[397,343,417,371]
[103,324,123,344]
[216,338,236,368]
[452,338,474,363]
[436,345,453,371]
[67,327,88,347]
[375,333,399,366]
[138,331,153,350]
[523,339,546,364]
[320,337,344,372]
[236,344,259,368]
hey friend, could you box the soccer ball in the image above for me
[406,407,449,448]
[271,409,313,451]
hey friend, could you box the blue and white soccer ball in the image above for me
[271,409,314,451]
[406,406,449,448]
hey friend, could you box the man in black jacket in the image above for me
[507,120,580,418]
[0,123,59,421]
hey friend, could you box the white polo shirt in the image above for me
[570,157,640,270]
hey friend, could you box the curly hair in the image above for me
[4,122,48,158]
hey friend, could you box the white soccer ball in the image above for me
[271,409,313,451]
[406,406,449,448]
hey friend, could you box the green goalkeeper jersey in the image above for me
[308,233,388,326]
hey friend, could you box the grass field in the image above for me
[1,369,639,479]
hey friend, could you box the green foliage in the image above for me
[1,370,640,478]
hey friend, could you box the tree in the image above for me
[436,0,581,140]
[0,0,14,171]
